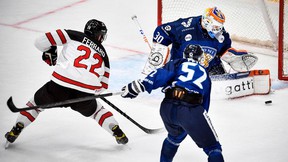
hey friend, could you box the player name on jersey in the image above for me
[82,37,106,57]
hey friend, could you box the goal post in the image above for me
[278,0,288,80]
[157,0,288,81]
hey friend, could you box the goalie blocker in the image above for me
[142,43,170,75]
[211,69,271,99]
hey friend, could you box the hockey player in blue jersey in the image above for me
[121,44,224,162]
[143,7,257,76]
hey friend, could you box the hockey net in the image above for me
[157,0,288,80]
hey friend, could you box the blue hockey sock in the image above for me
[160,138,179,162]
[204,142,224,162]
[208,150,224,162]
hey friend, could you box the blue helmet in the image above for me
[183,44,204,62]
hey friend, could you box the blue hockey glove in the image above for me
[42,46,57,66]
[121,80,145,99]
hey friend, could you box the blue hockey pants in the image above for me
[159,99,224,162]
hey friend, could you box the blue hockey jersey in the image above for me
[142,58,211,111]
[153,16,232,71]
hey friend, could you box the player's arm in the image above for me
[220,48,258,72]
[122,59,179,98]
[34,29,71,66]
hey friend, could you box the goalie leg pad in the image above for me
[211,69,270,99]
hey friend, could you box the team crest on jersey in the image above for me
[185,34,192,41]
[181,18,193,27]
[200,46,217,68]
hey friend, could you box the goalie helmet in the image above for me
[201,7,225,39]
[84,19,107,43]
[183,44,204,62]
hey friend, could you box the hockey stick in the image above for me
[100,97,164,134]
[7,92,122,113]
[131,15,152,50]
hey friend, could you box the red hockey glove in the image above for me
[42,46,57,66]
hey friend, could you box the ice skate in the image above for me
[5,122,24,148]
[112,125,128,144]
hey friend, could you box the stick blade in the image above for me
[144,127,165,134]
[7,97,19,113]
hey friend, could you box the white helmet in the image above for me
[201,7,225,39]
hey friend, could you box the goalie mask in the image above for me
[183,44,204,62]
[84,19,107,43]
[201,7,225,39]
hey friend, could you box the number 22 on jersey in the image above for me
[74,45,103,77]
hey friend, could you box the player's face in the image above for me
[202,17,224,38]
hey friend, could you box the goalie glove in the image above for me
[221,48,258,72]
[42,46,57,66]
[121,79,145,99]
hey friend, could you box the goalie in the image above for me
[144,7,257,75]
[143,7,270,98]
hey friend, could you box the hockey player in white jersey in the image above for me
[5,19,128,147]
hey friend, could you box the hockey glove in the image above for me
[121,79,145,99]
[42,46,57,66]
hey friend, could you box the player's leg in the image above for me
[5,81,59,143]
[5,98,43,143]
[178,105,224,162]
[159,99,187,162]
[160,132,187,162]
[71,96,128,144]
[203,142,224,162]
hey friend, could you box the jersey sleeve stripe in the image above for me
[52,71,102,90]
[45,32,56,46]
[56,29,67,44]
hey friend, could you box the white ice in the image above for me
[0,0,288,162]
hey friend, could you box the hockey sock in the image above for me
[16,99,42,128]
[90,101,119,135]
[208,150,224,162]
[160,138,179,162]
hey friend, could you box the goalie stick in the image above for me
[131,15,151,50]
[100,97,164,134]
[7,92,122,113]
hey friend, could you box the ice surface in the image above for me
[0,0,288,162]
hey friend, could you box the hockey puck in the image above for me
[265,100,272,104]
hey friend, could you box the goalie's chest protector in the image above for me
[51,30,110,94]
[169,16,231,68]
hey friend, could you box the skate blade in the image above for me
[4,140,10,149]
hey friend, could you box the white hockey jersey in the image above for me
[34,29,110,94]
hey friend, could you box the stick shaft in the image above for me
[100,97,164,134]
[7,92,122,112]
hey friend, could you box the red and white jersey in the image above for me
[34,29,110,94]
